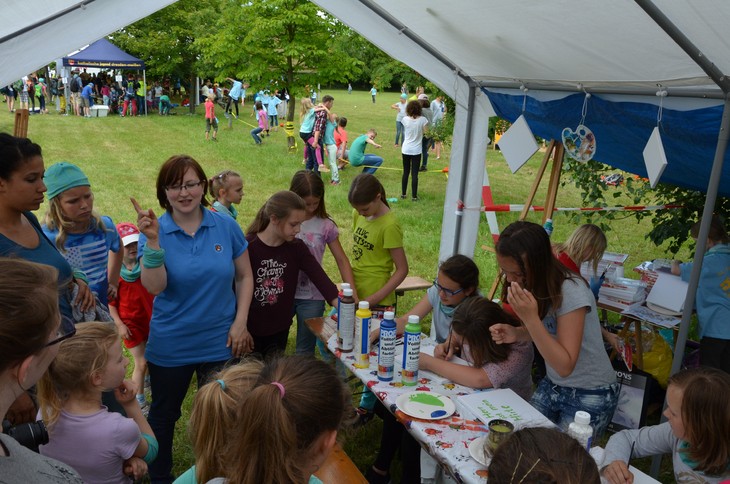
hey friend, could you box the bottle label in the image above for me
[338,302,355,352]
[401,331,420,385]
[354,313,370,368]
[377,326,397,381]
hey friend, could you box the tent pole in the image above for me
[649,93,730,477]
[451,84,477,255]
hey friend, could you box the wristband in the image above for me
[142,246,165,269]
[141,433,159,464]
[72,270,89,284]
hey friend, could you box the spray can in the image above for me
[354,301,372,368]
[336,283,350,335]
[377,311,397,381]
[401,315,421,385]
[543,218,554,237]
[338,288,355,352]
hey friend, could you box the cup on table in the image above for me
[487,419,514,453]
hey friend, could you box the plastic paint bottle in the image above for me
[338,288,355,352]
[567,410,594,451]
[336,282,350,337]
[354,301,372,368]
[377,311,397,381]
[401,315,421,385]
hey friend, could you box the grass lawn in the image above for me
[1,88,683,482]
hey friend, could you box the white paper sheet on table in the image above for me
[458,388,554,429]
[418,344,470,384]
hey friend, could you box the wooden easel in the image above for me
[487,139,565,299]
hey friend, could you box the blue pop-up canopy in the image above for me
[63,38,144,69]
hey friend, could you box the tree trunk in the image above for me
[188,74,196,114]
[287,93,296,152]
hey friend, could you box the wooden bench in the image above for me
[314,443,367,483]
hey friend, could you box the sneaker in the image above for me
[319,165,330,172]
[353,406,375,428]
[419,166,428,172]
[330,180,340,186]
[365,467,391,484]
[400,194,407,199]
[412,197,419,202]
[212,137,218,142]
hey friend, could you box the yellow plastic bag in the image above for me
[640,328,673,388]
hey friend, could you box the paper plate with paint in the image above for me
[395,391,456,420]
[468,435,491,466]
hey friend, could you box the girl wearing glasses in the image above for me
[131,155,254,483]
[0,259,82,482]
[490,221,618,438]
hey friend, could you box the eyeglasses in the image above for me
[165,181,203,193]
[433,279,464,296]
[46,315,76,347]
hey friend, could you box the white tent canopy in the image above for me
[2,0,727,405]
[312,0,729,410]
[0,0,175,89]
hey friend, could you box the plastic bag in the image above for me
[640,328,673,388]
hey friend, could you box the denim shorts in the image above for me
[530,377,619,438]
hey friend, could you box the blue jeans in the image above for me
[361,154,383,174]
[294,298,326,355]
[251,127,263,144]
[395,120,404,145]
[147,359,230,483]
[530,377,619,438]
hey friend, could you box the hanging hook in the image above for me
[520,83,528,113]
[656,88,667,125]
[580,90,591,126]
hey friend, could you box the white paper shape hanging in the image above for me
[499,115,539,174]
[562,124,596,162]
[643,126,668,188]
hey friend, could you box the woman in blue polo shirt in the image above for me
[132,155,254,484]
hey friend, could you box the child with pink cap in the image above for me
[109,222,155,414]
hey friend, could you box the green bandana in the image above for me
[120,262,141,283]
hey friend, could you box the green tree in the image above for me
[110,0,213,113]
[563,158,730,254]
[195,0,362,149]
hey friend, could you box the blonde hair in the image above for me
[37,322,120,427]
[189,360,263,484]
[554,224,607,273]
[208,169,242,200]
[0,259,58,373]
[221,356,350,484]
[44,195,107,252]
[299,98,314,121]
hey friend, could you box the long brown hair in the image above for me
[0,259,58,374]
[488,427,600,484]
[668,367,730,475]
[221,356,350,484]
[289,170,330,220]
[496,221,573,319]
[246,191,305,235]
[451,297,518,367]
